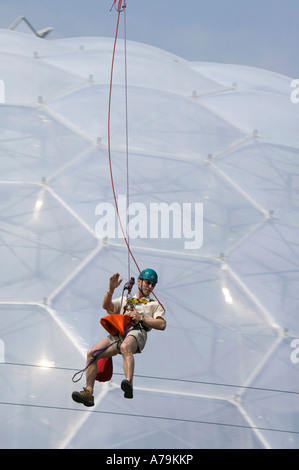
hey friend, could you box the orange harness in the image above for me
[96,313,133,382]
[100,313,132,337]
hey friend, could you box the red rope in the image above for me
[107,2,165,311]
[107,0,141,276]
[110,0,126,12]
[123,5,130,280]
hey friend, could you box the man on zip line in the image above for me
[72,269,166,406]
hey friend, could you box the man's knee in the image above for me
[87,346,102,361]
[120,341,130,356]
[87,348,94,361]
[120,337,137,356]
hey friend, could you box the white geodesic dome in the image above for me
[1,28,299,449]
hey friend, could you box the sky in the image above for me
[0,0,298,77]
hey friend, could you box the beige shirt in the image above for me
[108,295,166,332]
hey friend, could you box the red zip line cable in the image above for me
[107,1,165,311]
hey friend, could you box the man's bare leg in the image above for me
[120,336,138,398]
[86,338,117,392]
[72,338,117,407]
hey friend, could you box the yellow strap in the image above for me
[127,297,154,305]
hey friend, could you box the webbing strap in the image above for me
[72,316,137,383]
[72,341,117,383]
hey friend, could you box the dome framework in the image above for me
[0,29,298,449]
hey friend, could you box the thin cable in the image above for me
[1,400,299,436]
[107,0,141,275]
[107,2,165,311]
[2,362,299,396]
[123,3,130,281]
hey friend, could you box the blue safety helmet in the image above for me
[138,268,158,284]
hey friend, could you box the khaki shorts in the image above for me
[106,327,147,354]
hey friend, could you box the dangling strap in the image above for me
[72,315,135,383]
[72,340,118,383]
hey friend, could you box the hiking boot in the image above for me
[72,387,94,407]
[121,379,133,399]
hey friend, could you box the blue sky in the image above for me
[0,0,298,77]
